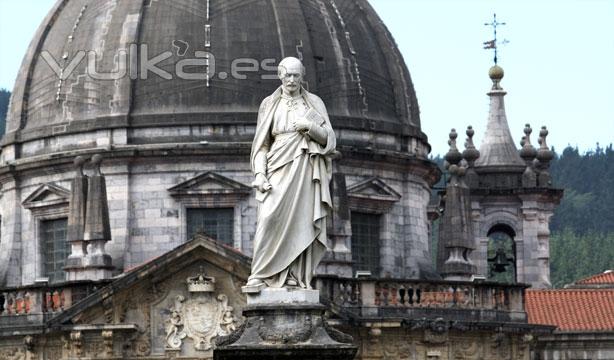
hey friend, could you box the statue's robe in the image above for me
[249,87,336,288]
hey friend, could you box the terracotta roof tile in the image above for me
[576,271,614,285]
[526,289,614,331]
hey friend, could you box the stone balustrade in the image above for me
[316,276,528,323]
[0,281,107,331]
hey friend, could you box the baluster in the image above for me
[374,284,381,306]
[381,283,390,306]
[6,295,13,315]
[0,293,5,315]
[390,283,398,306]
[353,281,361,305]
[398,286,406,306]
[44,292,51,313]
[52,291,60,312]
[60,290,66,310]
[416,286,422,306]
[24,292,31,314]
[15,292,24,314]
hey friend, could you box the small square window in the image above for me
[187,208,234,246]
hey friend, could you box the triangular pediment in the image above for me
[347,177,401,202]
[22,183,70,209]
[47,235,251,334]
[168,172,251,196]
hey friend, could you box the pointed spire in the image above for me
[474,66,524,170]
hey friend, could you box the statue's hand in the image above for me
[292,117,311,132]
[252,173,272,193]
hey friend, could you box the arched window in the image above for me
[487,224,516,283]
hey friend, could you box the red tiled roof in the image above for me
[576,271,614,285]
[526,289,614,331]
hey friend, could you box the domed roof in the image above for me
[5,0,424,151]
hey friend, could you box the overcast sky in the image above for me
[1,0,613,155]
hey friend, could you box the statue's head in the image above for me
[278,57,304,95]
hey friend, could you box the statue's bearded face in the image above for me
[280,69,302,94]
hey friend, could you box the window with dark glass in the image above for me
[42,218,69,284]
[351,212,381,275]
[187,208,234,246]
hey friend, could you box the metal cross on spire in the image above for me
[483,13,506,65]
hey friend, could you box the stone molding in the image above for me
[168,172,251,207]
[22,183,70,210]
[347,177,401,214]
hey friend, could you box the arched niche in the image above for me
[487,224,517,283]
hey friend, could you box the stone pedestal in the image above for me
[214,289,357,360]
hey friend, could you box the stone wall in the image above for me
[338,325,533,360]
[0,148,435,286]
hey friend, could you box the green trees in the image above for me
[549,144,614,287]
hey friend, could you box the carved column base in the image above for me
[214,299,356,360]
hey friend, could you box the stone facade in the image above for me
[533,333,614,360]
[348,326,535,360]
[0,148,438,286]
[470,190,561,288]
[0,1,565,359]
[0,236,546,360]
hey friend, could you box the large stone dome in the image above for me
[0,0,439,287]
[4,0,428,156]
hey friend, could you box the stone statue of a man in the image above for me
[245,57,336,291]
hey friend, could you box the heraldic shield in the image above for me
[166,273,237,352]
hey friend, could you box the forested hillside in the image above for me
[0,89,9,136]
[549,145,614,287]
[431,145,614,288]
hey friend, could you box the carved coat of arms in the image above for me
[165,273,237,351]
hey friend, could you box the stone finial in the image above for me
[462,126,480,188]
[536,126,554,187]
[462,126,479,163]
[520,124,537,188]
[444,129,462,169]
[489,65,504,90]
[519,124,537,160]
[537,126,553,161]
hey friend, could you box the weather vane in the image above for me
[483,13,508,65]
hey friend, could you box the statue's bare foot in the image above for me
[285,278,298,287]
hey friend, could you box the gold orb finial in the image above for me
[489,65,504,80]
